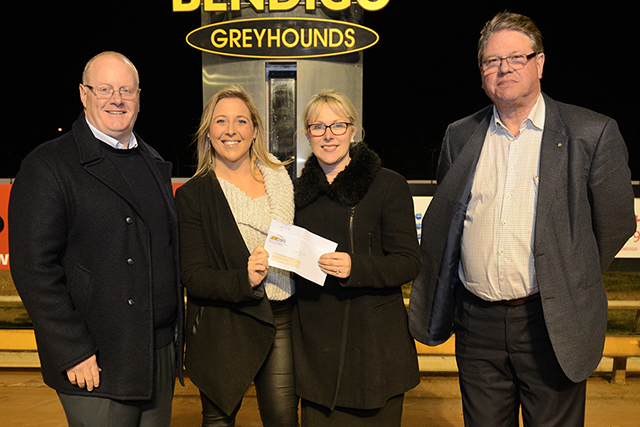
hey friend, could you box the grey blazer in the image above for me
[409,94,635,383]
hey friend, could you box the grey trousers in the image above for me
[58,342,176,427]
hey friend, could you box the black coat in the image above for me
[293,144,421,410]
[175,171,277,415]
[9,114,184,400]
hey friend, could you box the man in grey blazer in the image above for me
[9,51,184,427]
[409,12,635,427]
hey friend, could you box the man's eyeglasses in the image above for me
[84,84,140,100]
[307,122,352,137]
[480,52,538,74]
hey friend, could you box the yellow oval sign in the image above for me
[186,17,379,59]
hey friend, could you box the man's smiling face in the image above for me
[80,53,140,147]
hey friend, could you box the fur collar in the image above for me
[295,143,381,209]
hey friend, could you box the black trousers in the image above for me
[455,287,586,427]
[58,342,176,427]
[200,298,298,427]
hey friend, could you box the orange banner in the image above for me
[0,184,10,270]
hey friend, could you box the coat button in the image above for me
[127,258,134,265]
[125,217,134,224]
[127,298,136,306]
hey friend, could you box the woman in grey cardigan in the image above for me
[175,84,298,426]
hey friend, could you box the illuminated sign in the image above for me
[174,0,388,58]
[173,0,390,12]
[187,18,378,58]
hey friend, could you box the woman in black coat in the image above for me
[292,89,421,426]
[175,85,298,427]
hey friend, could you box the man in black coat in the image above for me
[9,51,184,427]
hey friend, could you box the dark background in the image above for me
[6,1,638,180]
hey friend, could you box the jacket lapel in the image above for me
[72,116,141,210]
[137,143,177,222]
[437,110,490,204]
[534,95,568,248]
[72,114,173,220]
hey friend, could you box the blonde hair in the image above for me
[302,89,360,138]
[194,84,288,178]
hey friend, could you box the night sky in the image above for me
[7,1,638,180]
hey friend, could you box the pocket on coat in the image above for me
[70,264,92,308]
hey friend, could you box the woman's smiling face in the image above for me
[306,102,356,173]
[208,97,257,167]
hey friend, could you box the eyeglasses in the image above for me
[84,84,140,100]
[307,122,352,137]
[480,52,538,74]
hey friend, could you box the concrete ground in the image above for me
[1,370,639,426]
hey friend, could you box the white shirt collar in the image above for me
[490,93,546,136]
[85,118,138,149]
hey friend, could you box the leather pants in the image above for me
[200,298,299,427]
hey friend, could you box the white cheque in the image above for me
[264,219,338,286]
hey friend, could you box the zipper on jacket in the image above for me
[349,206,356,252]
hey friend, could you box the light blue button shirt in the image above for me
[459,95,546,301]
